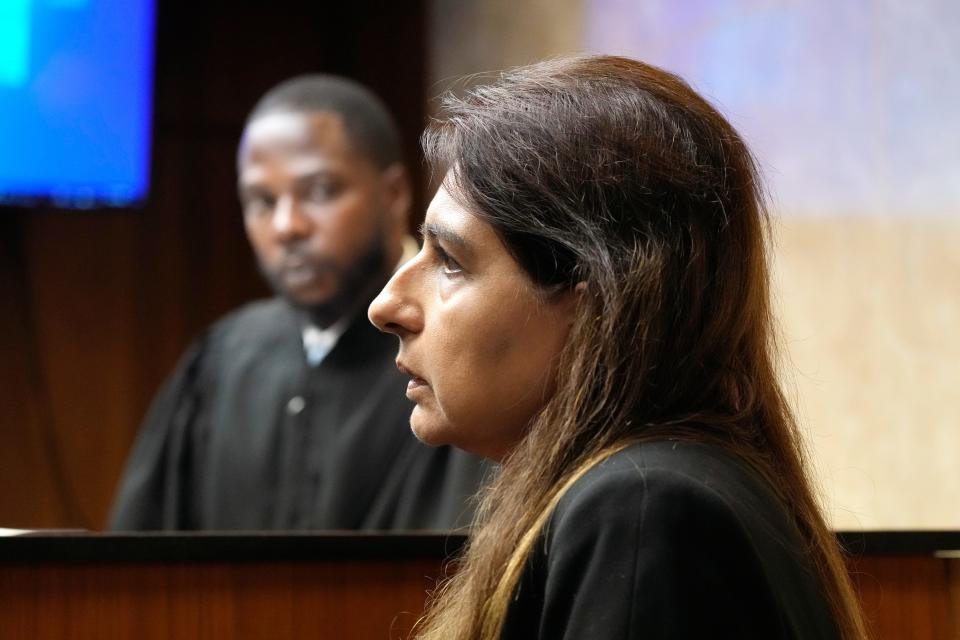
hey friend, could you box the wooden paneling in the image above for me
[0,0,427,530]
[0,217,71,528]
[0,553,956,640]
[0,560,439,640]
[850,556,958,640]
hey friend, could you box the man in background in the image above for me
[110,76,486,530]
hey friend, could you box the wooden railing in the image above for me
[1,532,957,639]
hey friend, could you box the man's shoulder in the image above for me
[190,297,301,368]
[198,297,299,348]
[211,297,296,336]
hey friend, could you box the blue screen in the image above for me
[0,0,156,208]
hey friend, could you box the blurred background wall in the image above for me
[1,0,956,531]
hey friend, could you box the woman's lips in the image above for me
[397,362,429,396]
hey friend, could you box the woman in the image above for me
[368,56,866,639]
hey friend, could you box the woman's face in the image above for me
[368,183,576,460]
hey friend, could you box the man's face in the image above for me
[238,110,406,322]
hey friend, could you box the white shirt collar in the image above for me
[301,316,350,367]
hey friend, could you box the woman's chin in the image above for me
[409,406,509,461]
[409,408,449,448]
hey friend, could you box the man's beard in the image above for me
[260,232,390,329]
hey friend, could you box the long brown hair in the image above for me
[415,55,866,640]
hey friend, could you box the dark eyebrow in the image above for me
[420,222,472,257]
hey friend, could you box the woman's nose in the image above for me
[368,261,424,336]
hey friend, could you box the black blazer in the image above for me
[501,441,839,639]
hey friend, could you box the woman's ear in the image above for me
[569,282,589,322]
[550,281,587,327]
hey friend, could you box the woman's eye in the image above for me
[437,248,464,277]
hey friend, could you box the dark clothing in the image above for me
[109,297,487,531]
[502,441,839,640]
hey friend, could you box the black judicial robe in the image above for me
[109,298,487,531]
[501,441,840,640]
